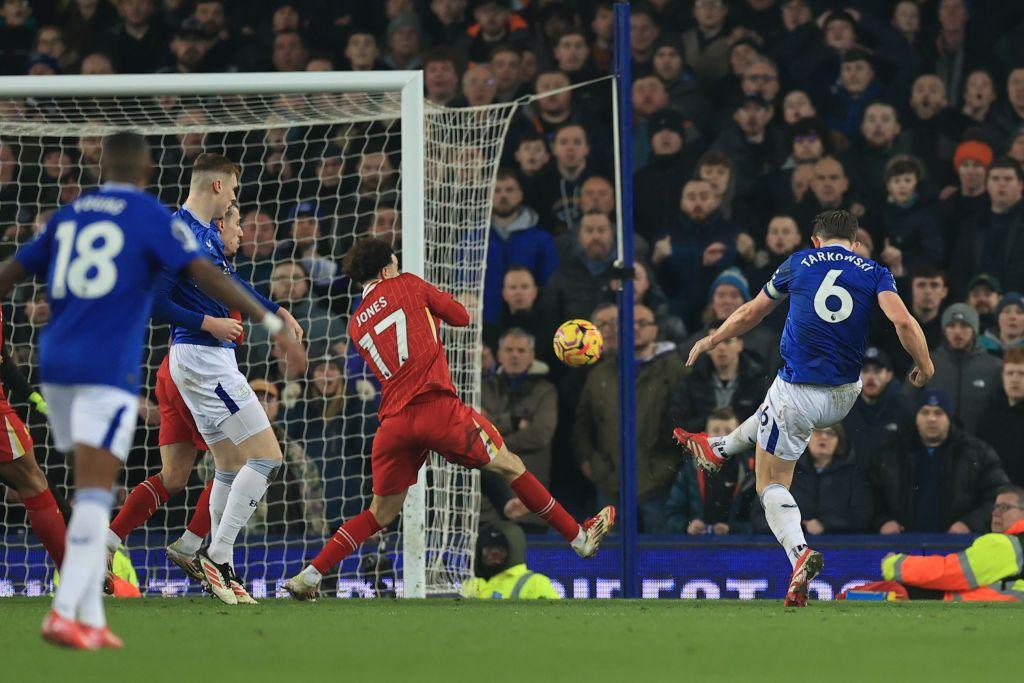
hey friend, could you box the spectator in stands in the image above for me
[753,424,873,535]
[0,0,35,75]
[481,328,557,486]
[161,18,211,75]
[671,318,769,432]
[741,56,782,108]
[235,209,279,296]
[951,158,1024,296]
[826,48,882,140]
[653,178,737,332]
[423,0,469,48]
[977,349,1024,486]
[109,1,166,74]
[939,140,992,264]
[980,292,1024,357]
[463,522,560,599]
[651,36,710,135]
[383,13,422,70]
[665,407,751,535]
[844,101,907,212]
[781,89,817,126]
[844,347,912,471]
[538,210,615,329]
[269,260,344,359]
[523,70,582,146]
[631,74,671,169]
[512,131,549,179]
[552,28,596,85]
[456,0,530,64]
[482,169,558,325]
[578,175,615,217]
[905,303,1001,435]
[681,0,731,85]
[277,202,340,288]
[879,155,943,274]
[872,389,1009,534]
[486,265,542,348]
[526,123,594,234]
[490,43,527,103]
[792,156,857,233]
[984,67,1024,145]
[628,4,659,75]
[190,0,232,72]
[967,273,1002,335]
[574,304,685,533]
[904,74,969,188]
[876,265,948,378]
[603,260,686,345]
[338,150,399,236]
[456,62,497,107]
[713,95,787,204]
[80,52,113,75]
[961,69,996,125]
[33,25,70,72]
[272,29,309,72]
[634,109,701,243]
[422,47,461,106]
[343,32,382,72]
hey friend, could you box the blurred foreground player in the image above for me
[678,210,934,607]
[0,132,297,649]
[285,238,615,599]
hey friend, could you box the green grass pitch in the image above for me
[3,598,1019,682]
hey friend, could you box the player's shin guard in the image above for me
[208,469,235,541]
[53,488,114,625]
[311,510,382,575]
[509,471,582,543]
[24,489,67,568]
[761,483,808,568]
[206,460,277,564]
[108,474,169,548]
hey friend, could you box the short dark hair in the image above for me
[100,131,151,182]
[996,484,1024,506]
[342,237,395,283]
[910,264,947,285]
[495,166,523,187]
[192,152,239,178]
[812,209,858,242]
[556,28,589,46]
[707,406,738,423]
[421,46,461,74]
[696,150,733,171]
[504,264,536,281]
[885,156,922,183]
[989,156,1024,182]
[1003,347,1024,365]
[489,42,520,60]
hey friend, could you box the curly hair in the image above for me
[342,237,394,283]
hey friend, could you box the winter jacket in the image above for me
[870,427,1009,533]
[656,210,738,332]
[483,207,559,324]
[711,121,788,204]
[903,341,1002,434]
[880,199,944,272]
[680,27,731,85]
[481,360,558,486]
[634,148,702,243]
[537,252,614,336]
[753,453,873,534]
[670,352,770,431]
[524,163,598,236]
[664,455,749,534]
[679,324,781,373]
[574,344,686,501]
[975,394,1024,486]
[841,136,909,222]
[843,380,913,472]
[950,200,1024,297]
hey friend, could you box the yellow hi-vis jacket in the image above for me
[462,563,561,600]
[882,519,1024,602]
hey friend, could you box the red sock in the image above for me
[186,480,213,538]
[510,471,581,542]
[109,475,170,541]
[23,489,67,568]
[311,510,382,574]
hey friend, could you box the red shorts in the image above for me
[372,392,505,496]
[0,407,33,463]
[156,356,208,451]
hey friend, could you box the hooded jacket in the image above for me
[462,522,560,600]
[481,360,557,486]
[574,343,686,501]
[483,206,559,324]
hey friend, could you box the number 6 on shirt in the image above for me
[358,309,408,378]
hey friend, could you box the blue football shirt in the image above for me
[15,183,200,392]
[763,244,898,385]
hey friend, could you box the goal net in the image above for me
[0,73,515,598]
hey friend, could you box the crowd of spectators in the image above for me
[1,0,1024,539]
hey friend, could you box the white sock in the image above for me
[569,526,586,551]
[206,459,277,564]
[104,528,121,554]
[53,488,113,626]
[300,565,322,585]
[176,530,203,555]
[709,413,760,458]
[760,483,808,568]
[209,470,235,542]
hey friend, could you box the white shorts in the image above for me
[168,344,269,445]
[757,376,862,461]
[41,384,140,462]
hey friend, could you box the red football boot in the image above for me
[574,505,616,558]
[82,624,125,649]
[673,428,726,473]
[41,610,96,650]
[784,548,824,608]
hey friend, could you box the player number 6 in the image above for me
[813,269,853,324]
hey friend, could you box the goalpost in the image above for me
[0,71,517,598]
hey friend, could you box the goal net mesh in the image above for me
[0,87,516,597]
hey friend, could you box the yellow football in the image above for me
[553,319,604,367]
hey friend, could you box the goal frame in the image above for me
[0,71,429,598]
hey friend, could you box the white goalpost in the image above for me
[0,71,516,598]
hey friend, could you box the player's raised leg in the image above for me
[0,448,67,569]
[674,411,760,473]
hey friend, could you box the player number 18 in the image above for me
[813,269,853,324]
[52,220,125,300]
[357,309,409,379]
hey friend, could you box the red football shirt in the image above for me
[349,273,470,420]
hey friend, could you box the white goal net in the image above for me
[0,73,515,598]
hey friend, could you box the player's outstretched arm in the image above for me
[423,281,470,327]
[878,290,933,387]
[687,290,781,366]
[0,259,28,301]
[187,259,299,354]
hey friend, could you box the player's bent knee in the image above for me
[1,454,48,497]
[369,492,406,527]
[483,446,526,481]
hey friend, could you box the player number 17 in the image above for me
[357,309,409,379]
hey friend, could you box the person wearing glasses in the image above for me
[844,485,1024,602]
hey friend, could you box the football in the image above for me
[553,319,604,367]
